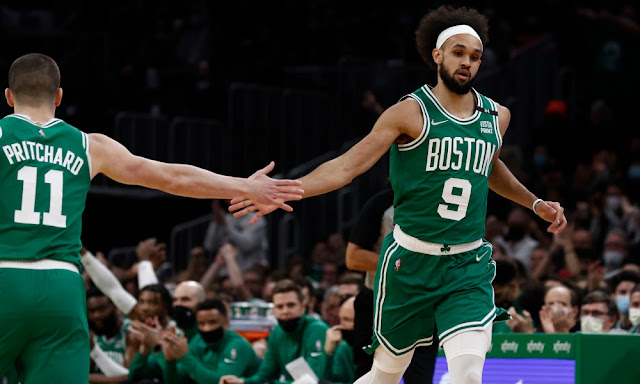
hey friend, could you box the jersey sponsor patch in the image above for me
[480,121,493,134]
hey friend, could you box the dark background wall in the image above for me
[1,1,638,269]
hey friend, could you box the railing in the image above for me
[96,34,568,270]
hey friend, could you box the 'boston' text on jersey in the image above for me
[425,137,495,176]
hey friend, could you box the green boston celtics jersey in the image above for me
[390,86,502,245]
[94,318,130,369]
[0,114,91,268]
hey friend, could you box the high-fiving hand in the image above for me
[237,162,303,224]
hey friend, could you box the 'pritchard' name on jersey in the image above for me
[0,114,91,268]
[390,86,502,245]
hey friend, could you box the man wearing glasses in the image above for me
[579,290,628,334]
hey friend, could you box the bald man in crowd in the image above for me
[173,280,207,340]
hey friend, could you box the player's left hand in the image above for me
[535,200,567,235]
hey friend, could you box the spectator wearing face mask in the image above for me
[219,279,330,384]
[628,284,640,333]
[605,270,640,331]
[538,284,580,334]
[161,298,260,384]
[579,290,628,334]
[172,280,207,341]
[602,228,630,271]
[322,296,357,384]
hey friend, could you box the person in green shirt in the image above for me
[172,280,207,341]
[323,296,357,384]
[220,279,329,384]
[492,259,532,334]
[127,284,175,382]
[161,298,260,384]
[87,286,132,383]
[0,52,303,384]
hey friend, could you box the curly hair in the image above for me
[415,5,490,70]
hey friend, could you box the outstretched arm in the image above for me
[229,99,422,224]
[488,104,566,234]
[88,133,303,210]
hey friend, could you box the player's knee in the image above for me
[372,345,414,373]
[442,324,491,360]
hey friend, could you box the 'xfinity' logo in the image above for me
[526,341,545,353]
[553,341,572,354]
[501,340,519,353]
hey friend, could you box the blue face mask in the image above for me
[616,295,630,315]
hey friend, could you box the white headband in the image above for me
[436,24,482,49]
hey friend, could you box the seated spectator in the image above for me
[538,284,580,334]
[172,280,207,341]
[493,207,540,275]
[219,279,330,384]
[87,287,132,382]
[323,296,357,384]
[321,284,342,327]
[605,269,640,331]
[126,284,175,382]
[161,298,260,384]
[602,228,631,272]
[579,290,627,334]
[493,259,530,334]
[337,272,364,303]
[294,276,322,320]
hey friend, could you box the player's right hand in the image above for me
[242,161,303,214]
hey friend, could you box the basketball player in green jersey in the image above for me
[228,6,567,384]
[0,53,303,384]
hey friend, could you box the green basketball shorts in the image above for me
[367,225,509,356]
[0,266,90,383]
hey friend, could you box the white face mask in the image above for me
[581,315,605,334]
[629,308,640,327]
[551,304,571,316]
